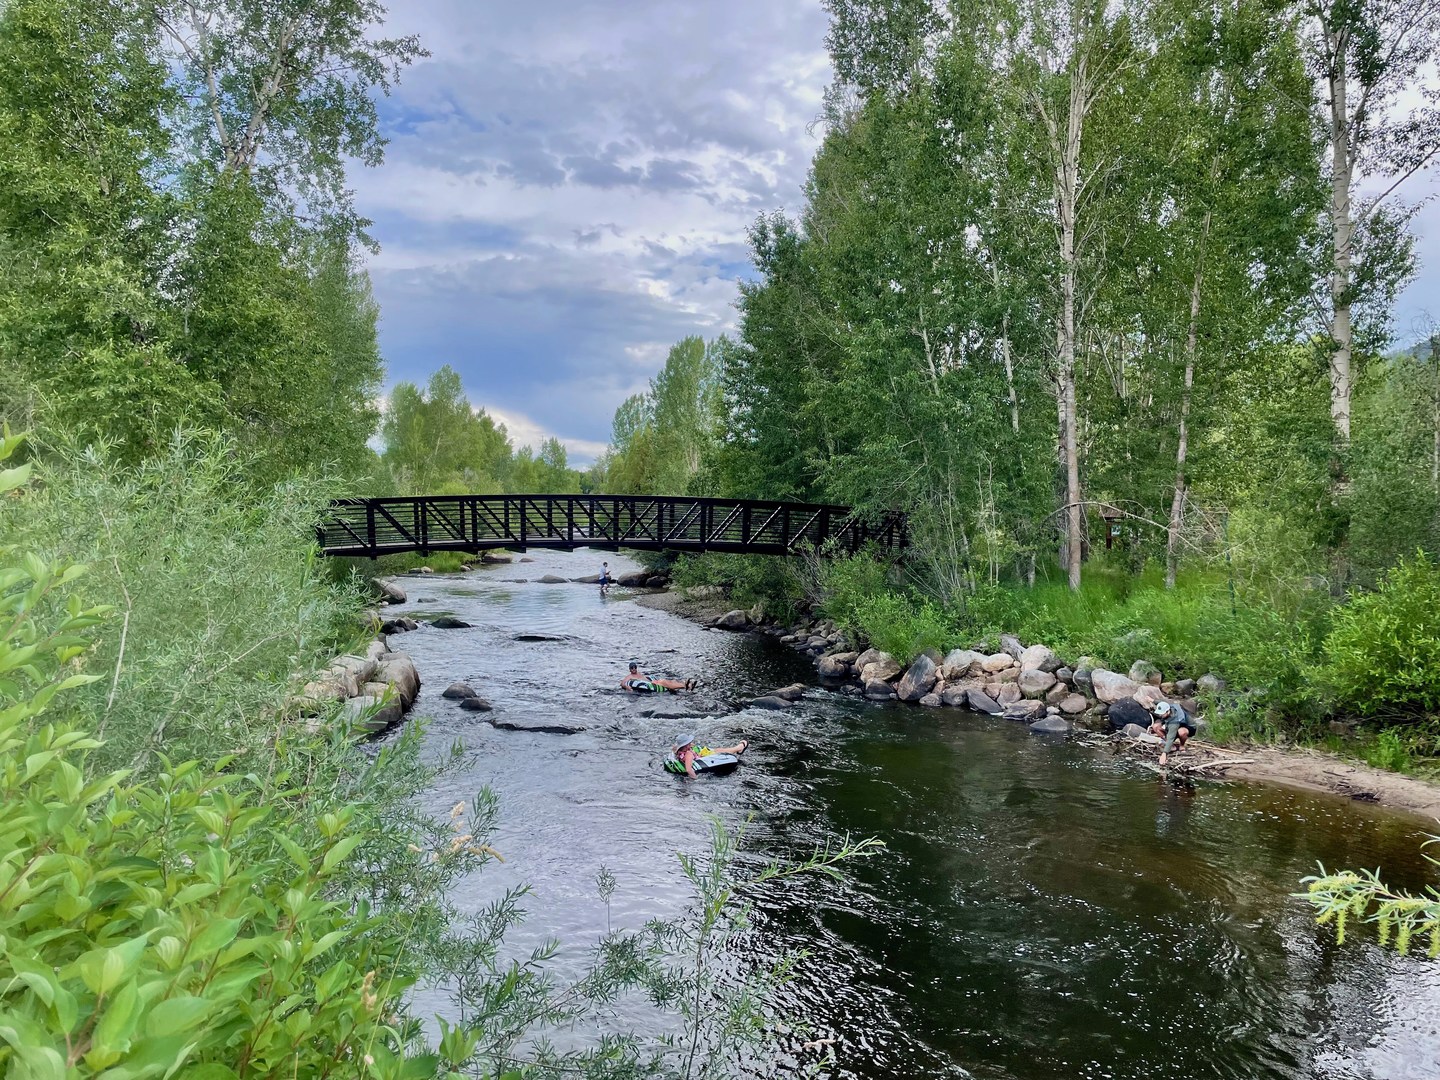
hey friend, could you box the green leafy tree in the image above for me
[381,366,512,494]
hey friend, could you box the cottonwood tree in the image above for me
[1302,0,1440,457]
[152,0,425,237]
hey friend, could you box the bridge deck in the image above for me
[317,494,906,558]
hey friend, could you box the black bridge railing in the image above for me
[317,495,907,559]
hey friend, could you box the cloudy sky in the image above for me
[354,1,1439,466]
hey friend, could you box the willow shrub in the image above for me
[1322,553,1440,720]
[9,430,365,774]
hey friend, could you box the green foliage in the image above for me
[603,336,724,497]
[7,431,364,774]
[1322,554,1440,719]
[0,0,403,479]
[1301,841,1440,958]
[669,553,806,621]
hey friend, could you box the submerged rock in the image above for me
[442,682,479,700]
[965,689,1003,715]
[750,695,795,710]
[487,717,583,734]
[459,697,493,712]
[431,616,472,629]
[1028,716,1071,735]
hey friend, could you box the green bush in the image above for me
[0,433,445,1079]
[1322,553,1440,719]
[8,431,365,774]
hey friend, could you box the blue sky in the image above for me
[353,1,1439,466]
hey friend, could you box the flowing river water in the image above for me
[378,549,1440,1080]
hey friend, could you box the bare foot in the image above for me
[1159,752,1168,766]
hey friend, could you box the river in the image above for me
[379,548,1440,1080]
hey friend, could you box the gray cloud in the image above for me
[353,0,832,462]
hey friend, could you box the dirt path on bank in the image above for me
[635,589,1440,827]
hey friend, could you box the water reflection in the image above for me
[381,549,1440,1079]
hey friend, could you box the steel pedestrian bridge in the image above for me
[317,494,907,559]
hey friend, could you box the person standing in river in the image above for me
[599,560,612,594]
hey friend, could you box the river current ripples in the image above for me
[378,549,1440,1080]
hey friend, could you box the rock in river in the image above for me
[459,697,494,712]
[442,682,479,700]
[431,616,473,629]
[896,655,938,702]
[750,695,795,710]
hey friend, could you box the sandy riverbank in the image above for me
[635,590,1440,825]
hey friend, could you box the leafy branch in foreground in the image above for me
[1300,838,1440,957]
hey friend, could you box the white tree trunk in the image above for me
[1058,61,1085,591]
[1327,31,1354,447]
[1166,212,1211,588]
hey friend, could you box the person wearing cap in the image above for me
[671,732,748,778]
[620,661,695,693]
[1146,697,1195,766]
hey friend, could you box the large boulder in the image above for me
[459,696,493,712]
[768,683,808,702]
[919,692,943,707]
[1091,669,1143,704]
[1174,678,1197,697]
[1107,697,1151,732]
[1019,644,1060,673]
[342,694,404,735]
[1018,668,1057,699]
[1197,673,1227,696]
[966,689,1003,715]
[1003,700,1045,722]
[375,653,420,708]
[999,634,1025,659]
[1072,666,1094,693]
[480,552,512,564]
[816,654,852,678]
[1128,659,1163,686]
[297,677,346,711]
[980,652,1013,673]
[537,574,568,584]
[715,610,751,631]
[364,638,387,663]
[854,648,882,671]
[860,654,902,683]
[896,655,939,702]
[1059,693,1089,715]
[996,683,1022,706]
[941,680,982,707]
[371,578,406,605]
[863,680,896,700]
[380,616,419,634]
[330,654,377,687]
[940,649,985,681]
[442,682,479,700]
[617,570,651,587]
